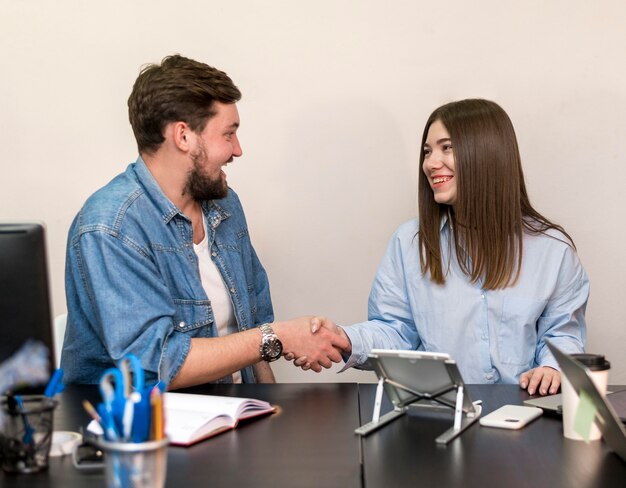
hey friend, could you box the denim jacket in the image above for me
[62,158,273,385]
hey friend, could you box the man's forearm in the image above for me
[169,317,348,388]
[169,328,263,389]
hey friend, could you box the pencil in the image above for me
[82,399,102,424]
[150,387,164,440]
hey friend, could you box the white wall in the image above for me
[1,1,624,383]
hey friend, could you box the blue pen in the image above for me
[15,396,35,446]
[154,380,167,393]
[97,403,119,441]
[130,386,152,443]
[44,368,65,397]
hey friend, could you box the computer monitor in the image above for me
[0,222,55,390]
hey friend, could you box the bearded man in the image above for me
[62,55,347,387]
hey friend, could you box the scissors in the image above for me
[118,355,145,440]
[118,355,145,397]
[98,354,146,440]
[98,367,126,440]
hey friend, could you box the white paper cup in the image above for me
[49,431,82,457]
[561,353,610,441]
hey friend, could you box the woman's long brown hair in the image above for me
[417,99,574,290]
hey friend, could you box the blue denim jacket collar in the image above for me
[203,200,231,231]
[133,157,181,224]
[133,157,232,227]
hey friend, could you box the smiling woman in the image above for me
[417,99,574,290]
[305,98,589,398]
[422,120,457,206]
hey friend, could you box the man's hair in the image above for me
[417,99,573,290]
[128,54,241,154]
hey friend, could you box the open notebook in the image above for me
[163,392,276,446]
[88,392,276,447]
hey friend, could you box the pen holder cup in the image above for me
[96,437,169,488]
[0,395,58,474]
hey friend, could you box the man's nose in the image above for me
[232,134,243,157]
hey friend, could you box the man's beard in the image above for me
[183,143,229,201]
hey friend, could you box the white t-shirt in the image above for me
[193,218,242,383]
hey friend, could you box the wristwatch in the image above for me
[259,323,283,362]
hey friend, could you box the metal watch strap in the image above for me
[260,323,274,337]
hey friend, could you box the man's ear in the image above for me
[171,121,192,152]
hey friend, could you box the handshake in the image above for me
[271,316,351,373]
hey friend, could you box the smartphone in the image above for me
[479,405,542,429]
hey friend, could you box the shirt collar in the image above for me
[132,157,180,223]
[202,200,231,229]
[440,212,450,232]
[132,156,231,225]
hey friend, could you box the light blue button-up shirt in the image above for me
[343,218,589,384]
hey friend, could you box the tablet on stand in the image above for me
[355,349,482,444]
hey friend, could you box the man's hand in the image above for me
[273,316,350,373]
[519,366,560,396]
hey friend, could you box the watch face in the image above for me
[262,337,283,361]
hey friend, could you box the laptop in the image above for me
[545,340,626,463]
[524,390,626,423]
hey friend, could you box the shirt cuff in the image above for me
[338,326,372,372]
[159,332,192,384]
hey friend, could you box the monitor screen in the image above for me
[0,222,54,390]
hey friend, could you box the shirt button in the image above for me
[229,287,236,294]
[211,252,217,257]
[481,294,485,300]
[179,321,186,328]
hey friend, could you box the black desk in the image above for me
[1,383,362,487]
[359,384,626,488]
[2,384,625,487]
